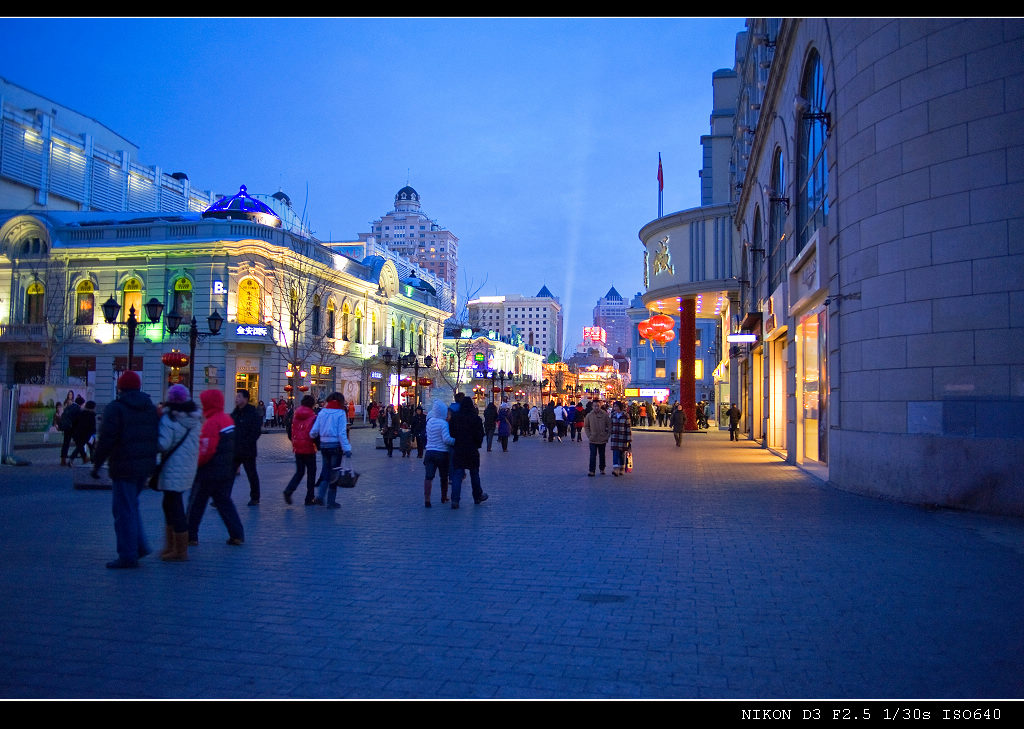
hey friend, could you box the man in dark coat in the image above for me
[727,403,742,441]
[231,389,262,505]
[59,395,82,466]
[90,372,160,568]
[447,398,488,509]
[483,401,497,452]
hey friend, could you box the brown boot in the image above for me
[424,480,432,508]
[159,525,175,559]
[60,457,68,467]
[163,531,189,562]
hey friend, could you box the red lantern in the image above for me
[399,377,414,387]
[298,385,309,392]
[161,351,189,368]
[637,320,654,339]
[659,329,676,343]
[492,387,501,393]
[418,377,433,387]
[649,313,675,333]
[284,385,294,393]
[503,386,513,392]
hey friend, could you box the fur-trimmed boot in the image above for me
[159,525,175,559]
[162,531,189,562]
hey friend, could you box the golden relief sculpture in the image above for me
[652,236,674,276]
[643,250,649,289]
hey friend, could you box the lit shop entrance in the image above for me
[235,372,260,403]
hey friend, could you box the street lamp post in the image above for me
[400,348,434,409]
[381,351,394,408]
[497,369,507,404]
[490,370,497,404]
[101,296,165,374]
[165,309,224,393]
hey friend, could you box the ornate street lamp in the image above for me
[165,309,224,393]
[400,347,434,409]
[102,295,165,375]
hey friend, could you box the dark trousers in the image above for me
[188,476,244,542]
[60,430,74,459]
[162,490,188,532]
[234,455,260,502]
[588,443,607,474]
[285,453,318,502]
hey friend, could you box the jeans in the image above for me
[234,455,261,502]
[162,490,187,532]
[112,477,150,562]
[316,446,343,506]
[612,448,625,470]
[450,467,482,504]
[188,475,244,542]
[285,452,318,502]
[485,429,495,450]
[588,443,606,474]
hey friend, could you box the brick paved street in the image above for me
[0,424,1022,699]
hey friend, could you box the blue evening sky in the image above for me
[0,17,744,354]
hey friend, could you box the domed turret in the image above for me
[394,185,421,212]
[202,185,282,228]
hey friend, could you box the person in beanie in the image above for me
[90,371,160,569]
[188,389,245,546]
[231,389,262,505]
[309,392,351,508]
[156,384,201,561]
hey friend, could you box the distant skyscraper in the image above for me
[359,186,458,309]
[467,286,563,360]
[593,286,630,358]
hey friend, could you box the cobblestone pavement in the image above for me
[1,424,1022,699]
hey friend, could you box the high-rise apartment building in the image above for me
[467,286,563,360]
[592,286,630,357]
[359,186,458,310]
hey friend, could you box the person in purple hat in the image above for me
[155,384,201,561]
[91,371,160,569]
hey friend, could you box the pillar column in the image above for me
[680,297,698,430]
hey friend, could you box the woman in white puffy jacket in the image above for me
[157,384,201,561]
[309,392,351,508]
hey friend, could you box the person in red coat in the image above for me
[283,395,318,505]
[187,389,245,546]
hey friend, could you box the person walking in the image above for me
[528,403,540,436]
[283,395,319,506]
[411,404,428,458]
[381,403,400,457]
[155,384,201,562]
[309,392,351,509]
[422,399,455,507]
[609,400,632,476]
[583,398,611,477]
[275,398,289,428]
[90,372,160,568]
[231,389,262,506]
[573,401,585,443]
[496,402,512,452]
[728,403,742,441]
[554,400,567,442]
[448,397,488,509]
[59,395,83,467]
[671,401,686,447]
[255,400,267,431]
[188,389,245,546]
[68,399,97,465]
[483,400,498,452]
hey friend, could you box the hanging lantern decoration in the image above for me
[399,377,414,387]
[648,313,675,333]
[503,386,513,393]
[284,385,294,393]
[659,329,676,343]
[418,377,433,387]
[637,320,654,339]
[161,351,189,368]
[492,387,501,393]
[297,385,309,392]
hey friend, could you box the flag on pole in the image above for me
[657,153,664,217]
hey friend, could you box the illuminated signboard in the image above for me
[235,325,269,337]
[474,352,485,362]
[583,326,606,344]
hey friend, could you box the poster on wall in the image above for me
[15,385,95,433]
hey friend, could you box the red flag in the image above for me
[658,154,664,191]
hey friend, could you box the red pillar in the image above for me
[680,297,698,430]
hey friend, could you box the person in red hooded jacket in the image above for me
[187,389,245,546]
[283,395,318,505]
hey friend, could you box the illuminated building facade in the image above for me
[466,286,564,360]
[359,186,458,310]
[591,287,630,358]
[439,324,544,405]
[729,18,1023,514]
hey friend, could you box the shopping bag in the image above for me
[624,450,633,473]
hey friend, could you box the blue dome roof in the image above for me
[202,185,282,227]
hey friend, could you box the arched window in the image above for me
[171,277,193,323]
[768,148,787,293]
[121,278,142,323]
[797,49,828,252]
[399,320,407,352]
[326,299,336,338]
[354,308,363,343]
[341,302,350,341]
[75,280,94,325]
[418,324,425,355]
[239,279,262,326]
[371,311,377,344]
[25,281,45,324]
[311,294,321,336]
[747,210,761,313]
[391,317,397,348]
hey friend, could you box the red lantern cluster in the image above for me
[637,313,677,346]
[283,385,294,393]
[417,377,433,387]
[399,377,414,387]
[297,385,309,392]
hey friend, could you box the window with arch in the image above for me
[75,280,95,325]
[797,49,828,252]
[399,320,407,352]
[25,281,45,324]
[390,317,397,348]
[121,278,142,323]
[341,302,350,341]
[326,299,336,338]
[238,278,262,326]
[371,311,377,344]
[354,308,363,343]
[171,277,193,323]
[418,325,425,355]
[311,294,321,336]
[768,148,787,293]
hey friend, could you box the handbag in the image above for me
[330,463,360,488]
[147,428,191,491]
[625,449,633,473]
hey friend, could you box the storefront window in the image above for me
[797,309,827,463]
